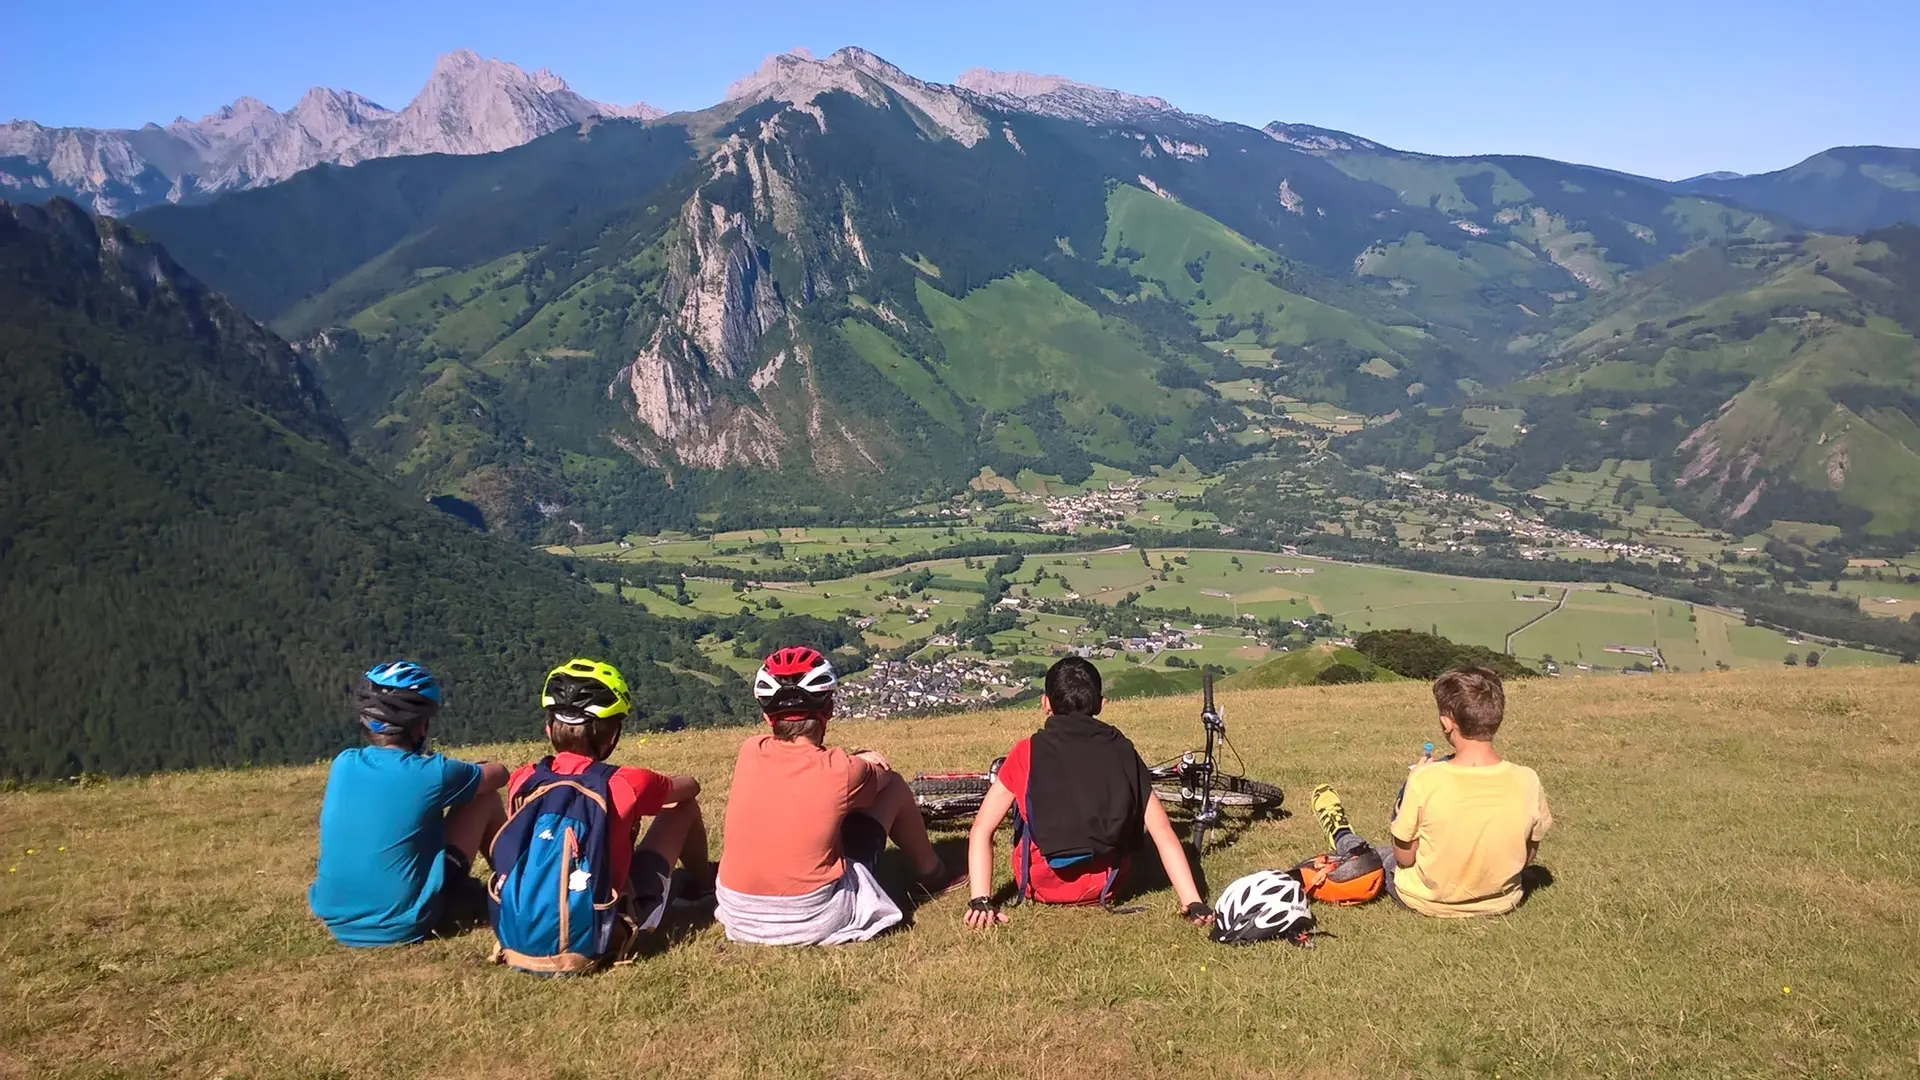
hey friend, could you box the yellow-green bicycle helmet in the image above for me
[541,658,632,722]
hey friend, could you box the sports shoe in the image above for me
[908,861,968,904]
[669,865,718,910]
[1310,784,1356,851]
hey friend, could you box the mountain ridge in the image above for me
[118,47,1823,537]
[1675,146,1920,232]
[0,49,660,216]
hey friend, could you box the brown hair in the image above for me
[1432,666,1505,740]
[545,711,622,759]
[770,715,826,742]
[364,724,423,750]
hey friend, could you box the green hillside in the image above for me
[1335,226,1920,536]
[1316,147,1782,288]
[5,670,1917,1077]
[130,120,699,331]
[1104,183,1413,358]
[0,199,750,778]
[1219,643,1382,688]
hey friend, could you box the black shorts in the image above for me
[841,812,888,870]
[431,846,491,937]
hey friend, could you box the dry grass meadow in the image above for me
[3,669,1918,1078]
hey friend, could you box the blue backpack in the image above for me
[488,758,627,975]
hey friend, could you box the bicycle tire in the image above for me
[1154,775,1284,810]
[909,776,992,799]
[1211,775,1285,809]
[910,775,991,821]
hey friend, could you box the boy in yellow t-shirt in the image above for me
[1382,666,1551,917]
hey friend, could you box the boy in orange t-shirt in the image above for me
[715,647,961,945]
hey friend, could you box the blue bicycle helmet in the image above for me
[356,660,442,732]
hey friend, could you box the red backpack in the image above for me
[1007,785,1123,906]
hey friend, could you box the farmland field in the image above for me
[588,530,1883,690]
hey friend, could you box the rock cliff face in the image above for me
[955,68,1186,125]
[611,104,881,471]
[1262,122,1382,153]
[619,191,789,468]
[1,50,659,216]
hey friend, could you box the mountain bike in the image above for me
[908,673,1283,849]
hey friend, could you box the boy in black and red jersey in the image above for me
[962,657,1212,929]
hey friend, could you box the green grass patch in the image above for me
[5,672,1917,1077]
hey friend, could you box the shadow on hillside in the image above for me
[889,837,974,923]
[1104,840,1219,908]
[1162,806,1290,856]
[1517,864,1556,904]
[626,868,720,959]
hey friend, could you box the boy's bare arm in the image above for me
[1142,793,1209,919]
[965,782,1015,927]
[662,774,701,806]
[474,762,509,795]
[1392,835,1418,868]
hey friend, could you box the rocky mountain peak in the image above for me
[954,67,1182,124]
[5,50,661,216]
[726,46,988,146]
[432,48,485,74]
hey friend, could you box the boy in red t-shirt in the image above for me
[715,647,962,945]
[964,657,1212,929]
[502,659,712,936]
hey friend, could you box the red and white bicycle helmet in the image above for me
[754,646,838,718]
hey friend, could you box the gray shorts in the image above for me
[1373,843,1407,907]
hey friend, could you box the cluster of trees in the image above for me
[1352,630,1538,681]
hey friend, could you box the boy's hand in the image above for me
[1181,901,1215,927]
[964,897,1008,929]
[854,749,892,773]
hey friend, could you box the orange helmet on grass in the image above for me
[1293,847,1386,905]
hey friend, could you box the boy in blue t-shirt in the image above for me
[308,660,509,946]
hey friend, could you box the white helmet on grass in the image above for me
[1210,870,1315,946]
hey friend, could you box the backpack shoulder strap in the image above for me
[507,756,556,812]
[574,759,621,799]
[1010,803,1033,903]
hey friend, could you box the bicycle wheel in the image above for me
[1151,779,1194,804]
[910,775,992,821]
[910,776,992,799]
[1209,775,1284,809]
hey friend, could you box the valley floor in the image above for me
[4,669,1917,1078]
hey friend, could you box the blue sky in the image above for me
[3,0,1914,180]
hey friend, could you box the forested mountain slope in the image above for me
[0,199,752,779]
[1677,147,1920,233]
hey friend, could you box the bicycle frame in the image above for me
[1190,673,1225,849]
